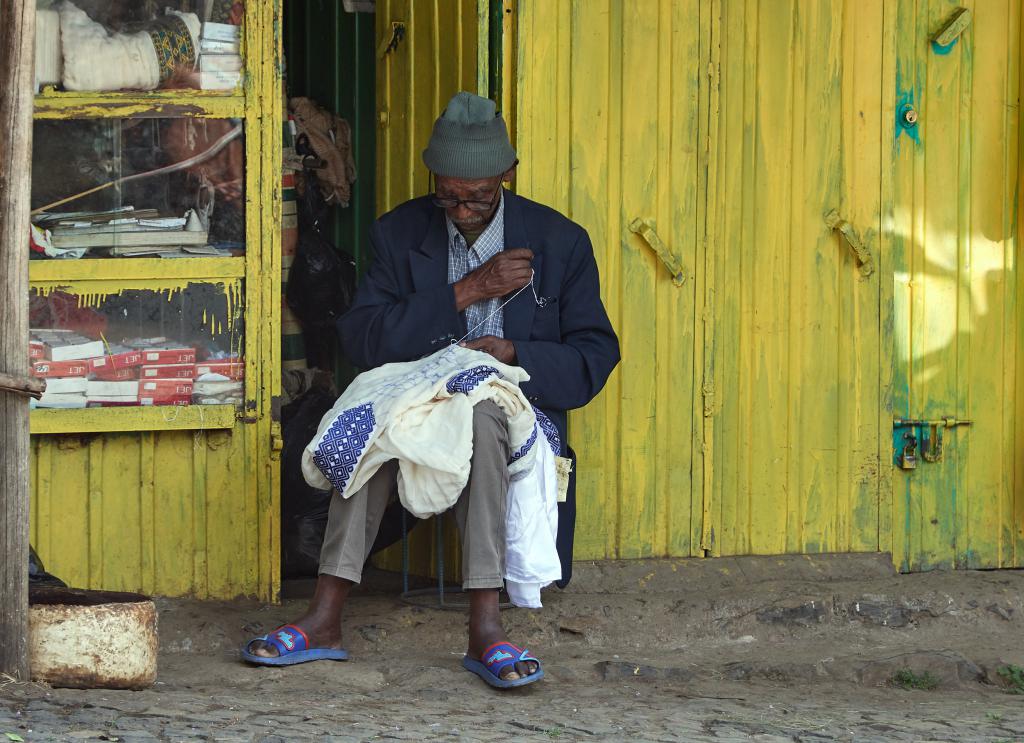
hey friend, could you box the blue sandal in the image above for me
[240,624,349,666]
[462,641,544,689]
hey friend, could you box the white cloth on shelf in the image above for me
[303,345,561,607]
[58,2,200,92]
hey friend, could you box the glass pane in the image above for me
[36,1,244,94]
[31,118,245,259]
[29,282,245,408]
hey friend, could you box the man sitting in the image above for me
[243,91,619,688]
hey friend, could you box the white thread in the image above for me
[452,270,545,347]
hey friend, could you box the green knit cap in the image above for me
[422,91,516,179]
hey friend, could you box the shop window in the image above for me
[36,0,245,94]
[30,118,245,259]
[29,282,244,409]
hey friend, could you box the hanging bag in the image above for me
[285,170,357,362]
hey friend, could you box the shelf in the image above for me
[34,91,247,120]
[30,257,247,283]
[30,404,238,435]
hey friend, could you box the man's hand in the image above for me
[453,248,534,311]
[460,336,517,365]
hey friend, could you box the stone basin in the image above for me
[29,586,158,690]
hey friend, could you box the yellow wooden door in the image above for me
[515,1,887,559]
[890,1,1022,570]
[704,0,886,556]
[515,1,707,559]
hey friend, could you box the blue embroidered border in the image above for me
[534,407,561,454]
[509,424,538,463]
[445,365,499,395]
[311,402,376,493]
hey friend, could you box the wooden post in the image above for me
[0,0,36,681]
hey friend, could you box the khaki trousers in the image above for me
[318,400,510,590]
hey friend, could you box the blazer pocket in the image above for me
[530,298,560,340]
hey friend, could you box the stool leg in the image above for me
[401,508,409,595]
[436,516,445,608]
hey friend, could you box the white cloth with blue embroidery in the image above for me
[302,345,561,607]
[302,346,538,515]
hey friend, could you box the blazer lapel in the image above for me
[410,207,450,292]
[502,191,540,340]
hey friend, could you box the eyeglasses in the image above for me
[430,181,502,212]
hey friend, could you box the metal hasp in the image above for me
[628,219,686,287]
[824,210,874,277]
[933,7,972,48]
[377,21,406,59]
[893,417,971,467]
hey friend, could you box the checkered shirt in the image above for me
[446,192,505,340]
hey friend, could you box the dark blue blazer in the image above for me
[337,191,620,581]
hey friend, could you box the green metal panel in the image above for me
[284,0,376,273]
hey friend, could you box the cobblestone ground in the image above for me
[3,560,1023,741]
[3,660,1024,742]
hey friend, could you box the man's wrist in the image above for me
[453,276,482,311]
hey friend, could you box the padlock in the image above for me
[899,433,918,470]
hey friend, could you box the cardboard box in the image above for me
[195,361,244,380]
[201,21,241,42]
[91,366,138,382]
[86,380,139,398]
[139,395,191,407]
[139,347,196,365]
[89,348,144,373]
[33,360,89,378]
[48,338,104,362]
[33,393,87,409]
[42,377,88,394]
[192,380,243,396]
[139,379,194,397]
[140,363,195,379]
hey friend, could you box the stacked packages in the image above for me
[197,22,242,90]
[30,329,243,409]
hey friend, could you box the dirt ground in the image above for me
[3,555,1024,742]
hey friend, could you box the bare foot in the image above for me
[248,575,352,658]
[465,588,539,680]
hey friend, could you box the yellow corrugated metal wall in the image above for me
[514,0,1023,568]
